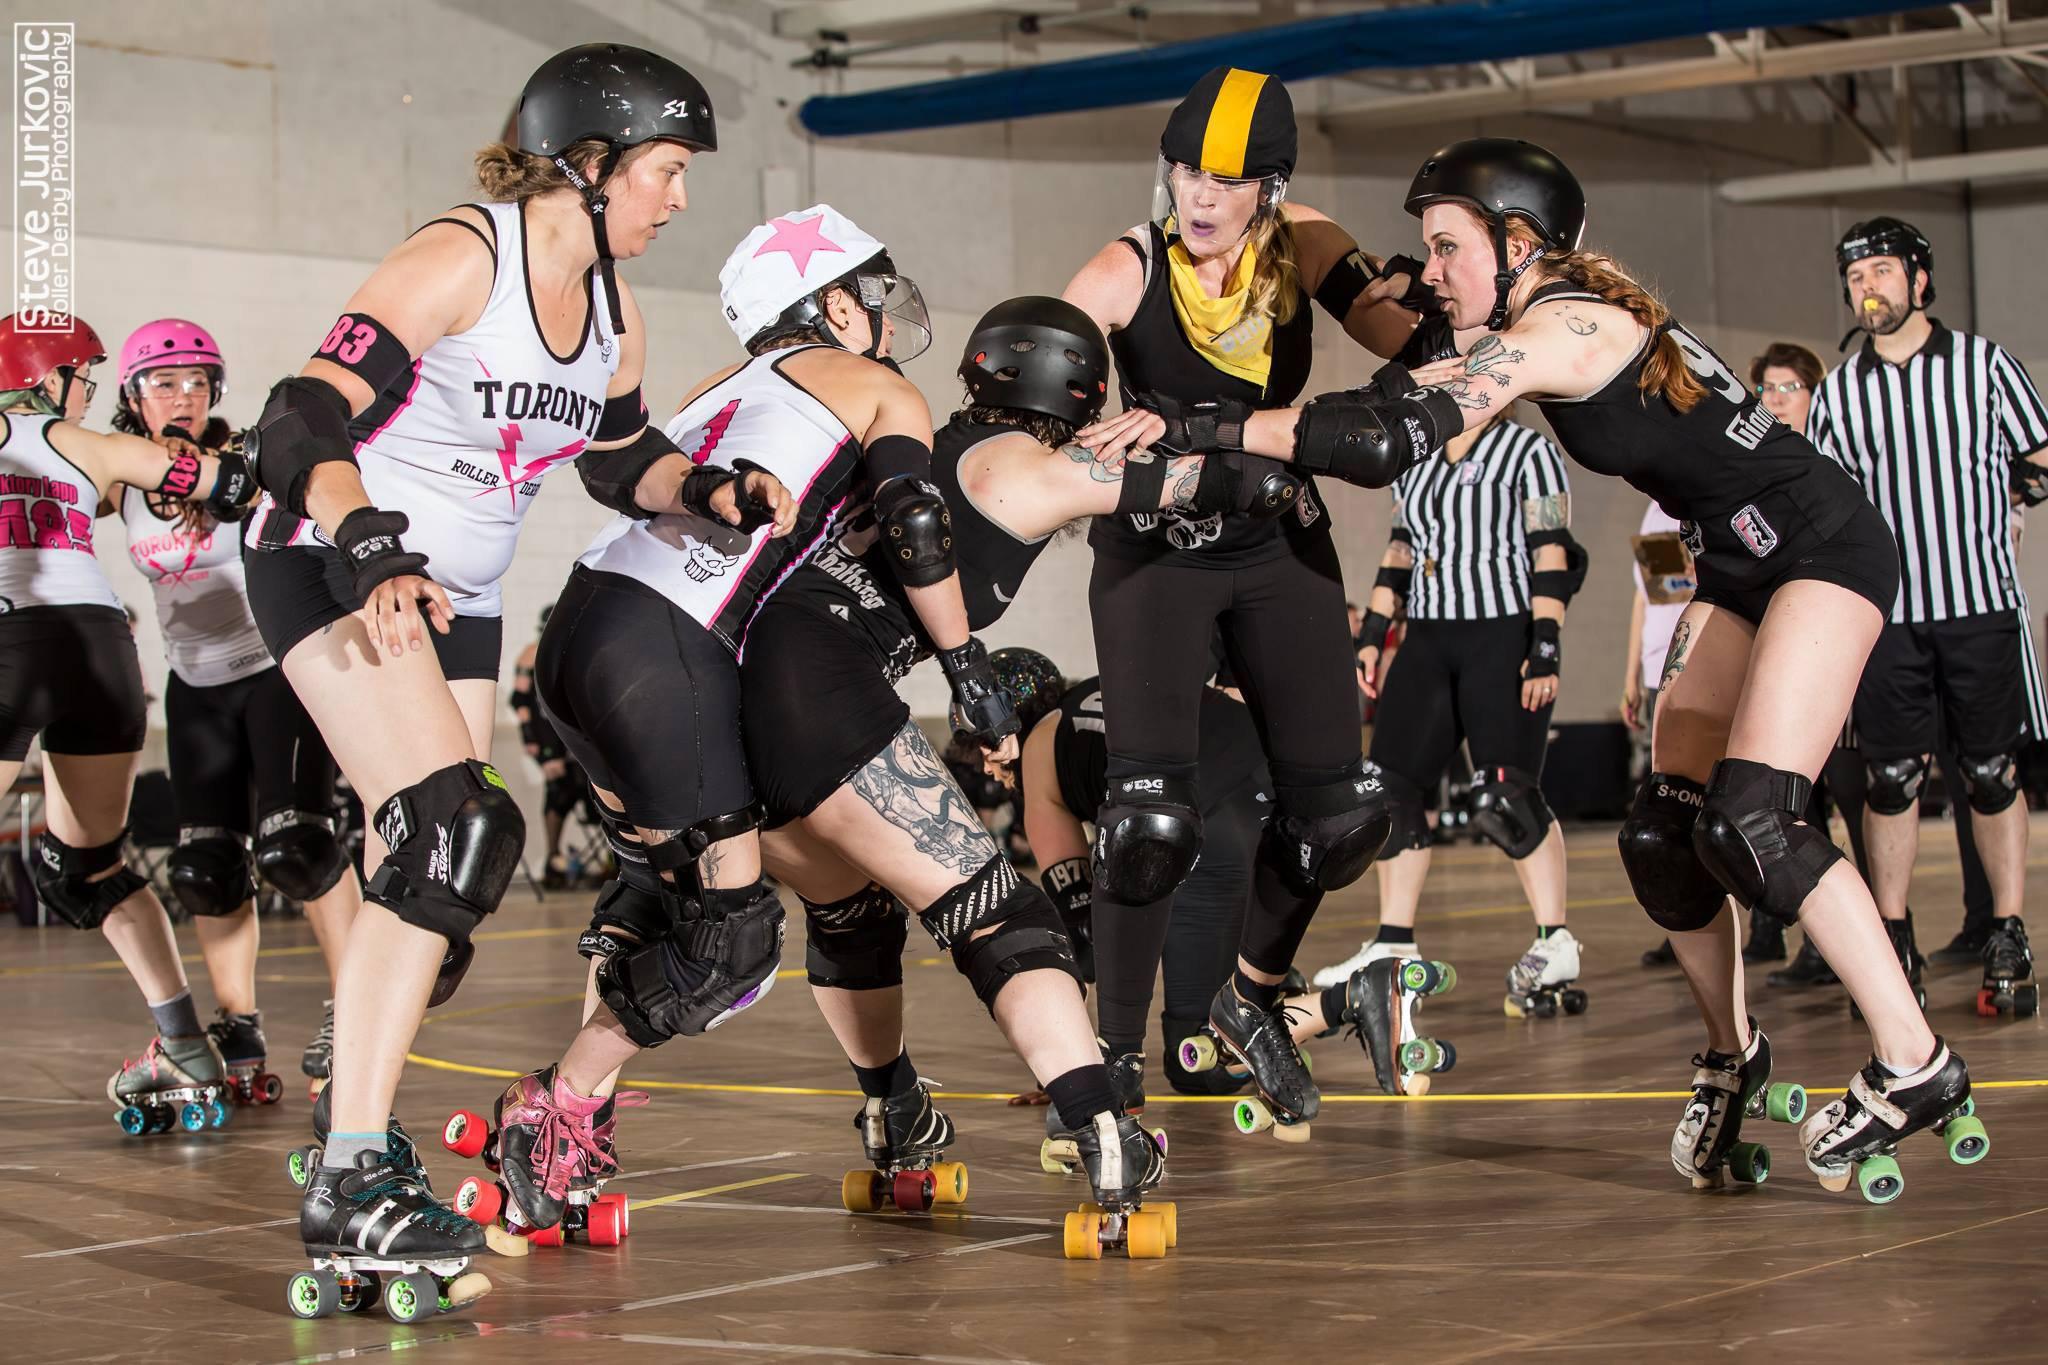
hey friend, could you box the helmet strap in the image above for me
[1488,219,1546,331]
[554,145,628,334]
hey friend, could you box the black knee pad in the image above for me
[1957,751,2022,815]
[1375,765,1432,856]
[1267,761,1393,894]
[32,831,148,930]
[803,882,909,990]
[596,879,785,1046]
[167,831,257,917]
[1863,754,1928,817]
[1092,773,1202,903]
[1617,773,1726,933]
[577,859,674,958]
[1469,765,1555,860]
[1693,758,1843,926]
[364,759,524,946]
[254,810,350,901]
[919,855,1081,1013]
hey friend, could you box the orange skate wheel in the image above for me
[929,1161,969,1204]
[526,1221,565,1248]
[841,1170,881,1213]
[1063,1210,1103,1260]
[1149,1200,1178,1249]
[1125,1210,1168,1259]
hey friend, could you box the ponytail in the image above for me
[1506,220,1706,413]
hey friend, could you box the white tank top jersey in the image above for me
[0,413,122,613]
[119,487,272,686]
[247,199,619,617]
[579,346,865,653]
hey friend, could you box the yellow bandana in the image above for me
[1165,230,1273,391]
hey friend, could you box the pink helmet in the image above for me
[119,318,225,396]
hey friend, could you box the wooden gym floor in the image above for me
[3,820,2045,1365]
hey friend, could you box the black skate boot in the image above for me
[1853,915,1925,1019]
[1930,916,1991,967]
[1044,1045,1164,1174]
[1800,1041,1987,1204]
[289,1081,423,1191]
[1334,957,1457,1096]
[208,1008,283,1106]
[1184,982,1318,1140]
[108,1033,232,1136]
[843,1079,967,1213]
[1669,1021,1807,1189]
[1162,1011,1248,1096]
[1063,1110,1174,1261]
[1640,937,1678,968]
[1766,937,1838,989]
[1741,914,1787,965]
[1978,917,2038,1018]
[301,998,334,1100]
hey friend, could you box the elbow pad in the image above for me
[578,426,680,519]
[1527,534,1590,603]
[251,376,356,519]
[874,475,954,588]
[1292,387,1461,489]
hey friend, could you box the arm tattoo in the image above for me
[1658,618,1693,693]
[1166,459,1202,510]
[1386,539,1415,569]
[1441,334,1527,412]
[1561,310,1598,336]
[849,720,999,879]
[1063,440,1130,484]
[1523,492,1571,533]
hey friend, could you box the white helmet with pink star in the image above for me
[718,204,930,362]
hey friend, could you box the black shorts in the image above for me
[1689,495,1899,627]
[0,606,147,761]
[164,666,340,836]
[1370,615,1552,787]
[534,565,753,833]
[739,599,910,825]
[1853,612,2027,761]
[244,544,503,681]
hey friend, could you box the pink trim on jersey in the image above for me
[355,359,427,455]
[736,493,850,655]
[708,432,852,633]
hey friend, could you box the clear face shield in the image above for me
[850,261,932,363]
[1151,157,1287,242]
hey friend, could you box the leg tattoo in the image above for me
[850,722,999,879]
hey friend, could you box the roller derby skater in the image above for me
[1503,927,1588,1019]
[1669,1019,1807,1189]
[1800,1041,1987,1204]
[1978,916,2038,1017]
[108,1033,233,1136]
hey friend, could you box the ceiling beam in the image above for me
[1718,142,2048,198]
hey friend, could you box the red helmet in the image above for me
[0,312,106,390]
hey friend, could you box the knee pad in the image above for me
[1375,766,1432,856]
[1092,773,1203,903]
[1863,754,1929,817]
[803,882,909,990]
[596,879,785,1046]
[166,831,257,917]
[1267,761,1393,894]
[1957,751,2022,815]
[919,855,1081,1013]
[253,810,350,901]
[1469,766,1555,860]
[31,831,148,930]
[577,859,673,958]
[1693,758,1843,926]
[643,802,767,878]
[364,760,524,946]
[1617,773,1726,933]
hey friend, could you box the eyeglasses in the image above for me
[137,373,212,398]
[1754,380,1808,397]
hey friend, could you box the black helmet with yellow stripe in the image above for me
[1155,67,1296,232]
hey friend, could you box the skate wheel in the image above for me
[597,1190,631,1239]
[441,1271,491,1311]
[1179,1034,1219,1073]
[1959,1097,1976,1119]
[841,1170,881,1213]
[116,1105,146,1136]
[383,1271,437,1323]
[307,1077,327,1102]
[1943,1115,1990,1165]
[336,1269,380,1314]
[287,1269,340,1320]
[207,1100,230,1129]
[1147,1128,1168,1158]
[443,1110,486,1158]
[179,1102,208,1134]
[1816,1167,1854,1194]
[586,1193,625,1246]
[256,1073,284,1105]
[526,1221,565,1248]
[1856,1155,1905,1205]
[1399,959,1452,995]
[1727,1142,1770,1185]
[1063,1210,1103,1260]
[1272,1119,1313,1145]
[1039,1137,1078,1174]
[454,1175,502,1224]
[2016,985,2041,1018]
[1562,989,1589,1016]
[1126,1210,1169,1259]
[1766,1082,1807,1125]
[1502,994,1526,1020]
[929,1160,969,1205]
[1233,1098,1273,1136]
[286,1144,319,1189]
[1149,1200,1178,1249]
[892,1168,936,1213]
[1976,989,1999,1017]
[1400,1037,1451,1077]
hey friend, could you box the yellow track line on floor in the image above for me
[628,1172,808,1210]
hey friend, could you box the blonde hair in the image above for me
[472,138,615,203]
[1505,217,1706,413]
[1245,209,1301,327]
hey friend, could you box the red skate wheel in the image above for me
[443,1110,490,1159]
[891,1169,935,1213]
[526,1221,565,1248]
[1977,989,2000,1017]
[256,1073,285,1105]
[454,1176,503,1224]
[586,1195,624,1246]
[596,1191,630,1240]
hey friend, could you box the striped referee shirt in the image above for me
[1390,419,1570,620]
[1808,321,2048,624]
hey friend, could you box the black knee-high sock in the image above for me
[1093,892,1173,1057]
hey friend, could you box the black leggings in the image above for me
[165,667,340,837]
[1370,616,1553,792]
[1089,538,1359,975]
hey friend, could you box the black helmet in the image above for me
[1405,138,1586,329]
[1160,67,1296,181]
[515,44,717,334]
[1836,216,1935,308]
[989,648,1063,737]
[959,297,1110,431]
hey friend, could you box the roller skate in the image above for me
[1162,1011,1249,1096]
[1929,916,1990,967]
[1309,936,1412,989]
[1504,927,1587,1018]
[1180,982,1318,1141]
[1852,915,1925,1020]
[1669,1021,1807,1189]
[842,1080,969,1213]
[289,1131,514,1322]
[207,1008,283,1106]
[450,1067,609,1240]
[1042,1046,1166,1174]
[1977,917,2038,1018]
[108,1033,232,1135]
[1062,1110,1174,1261]
[444,1087,645,1246]
[286,1081,426,1193]
[301,998,333,1100]
[1801,1041,1988,1204]
[1766,936,1837,989]
[1333,958,1458,1096]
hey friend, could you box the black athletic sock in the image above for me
[1537,925,1562,940]
[851,1050,920,1100]
[1373,925,1416,945]
[1233,968,1281,1011]
[1319,983,1350,1030]
[1045,1063,1120,1132]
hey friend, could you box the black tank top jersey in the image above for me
[928,418,1060,630]
[1528,284,1869,589]
[1396,314,1460,369]
[1048,677,1269,821]
[1091,221,1330,569]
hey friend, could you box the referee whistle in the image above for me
[1863,297,1881,313]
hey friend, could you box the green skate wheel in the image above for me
[1959,1097,1976,1119]
[288,1269,340,1320]
[1856,1155,1905,1205]
[1943,1115,1989,1165]
[286,1145,312,1188]
[1765,1082,1806,1124]
[1299,1048,1312,1076]
[383,1271,436,1323]
[1726,1142,1770,1185]
[1400,1038,1449,1074]
[1399,960,1453,995]
[1234,1098,1274,1136]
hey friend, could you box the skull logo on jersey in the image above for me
[651,512,751,582]
[1129,509,1222,550]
